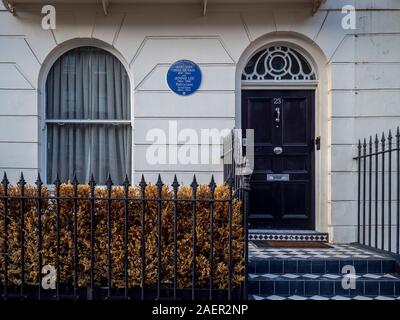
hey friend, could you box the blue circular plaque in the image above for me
[167,60,202,96]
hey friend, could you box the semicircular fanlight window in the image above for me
[242,46,316,81]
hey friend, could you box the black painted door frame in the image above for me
[242,89,316,230]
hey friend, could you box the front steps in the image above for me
[248,243,400,300]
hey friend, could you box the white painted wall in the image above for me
[0,0,399,242]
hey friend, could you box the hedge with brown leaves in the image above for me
[0,183,244,289]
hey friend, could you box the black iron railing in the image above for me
[222,129,252,199]
[354,127,400,254]
[222,129,251,298]
[222,130,241,191]
[0,172,248,300]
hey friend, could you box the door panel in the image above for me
[248,98,273,144]
[282,98,308,144]
[283,155,307,171]
[282,182,309,219]
[242,90,315,229]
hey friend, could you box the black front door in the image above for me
[242,90,315,230]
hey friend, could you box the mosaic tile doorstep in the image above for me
[248,231,329,242]
[249,273,400,281]
[249,243,392,261]
[248,243,400,300]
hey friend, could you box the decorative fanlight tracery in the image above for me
[242,46,316,82]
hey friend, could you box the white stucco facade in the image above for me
[1,0,400,243]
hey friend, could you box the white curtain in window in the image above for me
[46,47,131,184]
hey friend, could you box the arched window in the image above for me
[45,46,131,184]
[242,45,316,81]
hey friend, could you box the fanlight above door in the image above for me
[242,46,316,82]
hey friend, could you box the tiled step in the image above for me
[248,243,400,300]
[248,273,400,297]
[249,258,397,275]
[249,230,329,242]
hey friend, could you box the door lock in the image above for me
[273,147,283,155]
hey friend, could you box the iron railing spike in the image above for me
[209,175,216,193]
[105,173,113,188]
[35,173,43,187]
[156,174,163,188]
[2,172,9,186]
[54,174,61,186]
[19,172,25,183]
[227,174,234,188]
[72,173,79,186]
[123,174,130,188]
[139,174,147,189]
[191,175,198,190]
[172,174,180,192]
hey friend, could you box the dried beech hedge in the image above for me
[0,183,244,289]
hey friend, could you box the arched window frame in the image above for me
[41,44,133,185]
[241,45,317,86]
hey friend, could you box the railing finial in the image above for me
[226,174,234,189]
[156,174,163,187]
[172,174,179,193]
[72,173,79,186]
[35,173,43,190]
[54,173,61,186]
[123,174,130,189]
[105,173,113,189]
[209,175,216,194]
[191,175,198,193]
[2,172,9,187]
[396,127,400,145]
[139,174,147,191]
[18,172,26,187]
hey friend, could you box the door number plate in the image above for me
[267,174,290,182]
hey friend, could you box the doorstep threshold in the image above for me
[248,229,329,242]
[249,229,322,234]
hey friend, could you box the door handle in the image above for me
[274,107,281,123]
[315,136,321,151]
[273,147,283,155]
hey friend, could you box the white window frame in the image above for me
[39,40,134,185]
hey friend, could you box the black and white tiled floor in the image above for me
[249,273,400,280]
[249,243,392,261]
[248,243,400,300]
